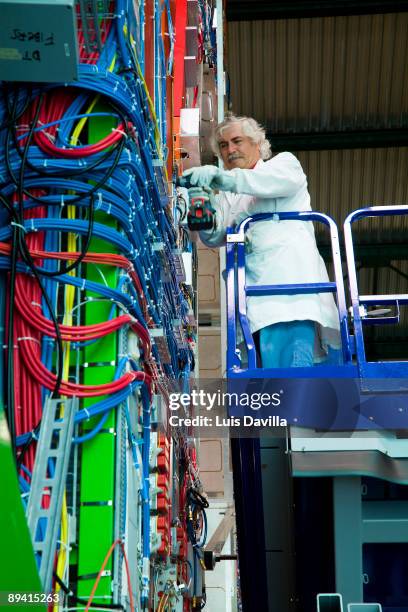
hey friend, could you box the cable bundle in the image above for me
[0,1,197,609]
[0,0,193,456]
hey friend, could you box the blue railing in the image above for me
[226,210,350,372]
[226,206,408,383]
[344,205,408,385]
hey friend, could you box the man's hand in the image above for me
[187,187,216,231]
[182,165,235,191]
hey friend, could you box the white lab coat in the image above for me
[199,153,341,359]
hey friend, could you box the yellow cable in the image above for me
[125,25,169,182]
[54,93,103,608]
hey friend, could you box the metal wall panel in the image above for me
[296,147,408,242]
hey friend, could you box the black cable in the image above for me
[53,572,125,610]
[24,192,95,278]
[0,83,33,132]
[6,224,18,458]
[4,91,129,188]
[1,90,65,397]
[2,90,115,395]
[13,92,64,396]
[0,86,132,431]
[4,118,127,205]
[4,91,43,452]
[188,487,209,509]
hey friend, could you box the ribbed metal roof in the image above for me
[228,13,408,132]
[227,14,408,244]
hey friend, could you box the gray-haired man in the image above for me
[183,114,340,367]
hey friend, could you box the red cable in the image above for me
[17,321,151,397]
[0,242,151,324]
[15,285,135,340]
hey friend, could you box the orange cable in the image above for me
[84,539,135,612]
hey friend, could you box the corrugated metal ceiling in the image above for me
[228,13,408,132]
[227,11,408,240]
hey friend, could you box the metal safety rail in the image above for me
[226,208,408,383]
[225,210,354,377]
[344,205,408,387]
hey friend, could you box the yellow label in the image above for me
[0,47,22,60]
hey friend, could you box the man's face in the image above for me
[218,124,261,170]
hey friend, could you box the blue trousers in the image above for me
[259,320,315,368]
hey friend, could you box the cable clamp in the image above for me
[17,336,40,345]
[31,429,39,441]
[60,195,65,208]
[96,192,103,210]
[10,221,27,233]
[31,301,41,308]
[30,219,37,232]
[81,278,86,290]
[112,127,127,138]
[107,203,112,215]
[43,159,47,167]
[83,408,90,420]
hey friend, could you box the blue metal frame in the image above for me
[344,205,408,386]
[226,210,352,376]
[226,208,408,384]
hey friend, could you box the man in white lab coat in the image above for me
[183,114,340,367]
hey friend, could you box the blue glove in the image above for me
[182,165,235,191]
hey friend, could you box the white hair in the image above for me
[211,113,272,160]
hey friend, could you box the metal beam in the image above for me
[267,128,408,152]
[205,507,235,555]
[333,477,363,607]
[227,0,408,22]
[318,243,408,265]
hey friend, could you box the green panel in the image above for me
[79,433,116,501]
[77,109,119,602]
[84,333,117,363]
[77,506,114,599]
[0,411,45,606]
[82,365,116,431]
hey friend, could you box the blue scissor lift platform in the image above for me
[225,206,408,612]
